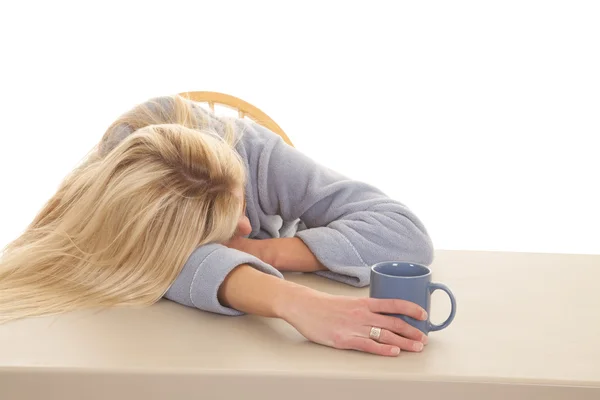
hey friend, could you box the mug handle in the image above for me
[428,283,457,332]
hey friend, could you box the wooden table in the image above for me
[1,250,599,400]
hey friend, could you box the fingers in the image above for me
[335,329,424,357]
[365,298,427,321]
[369,327,424,352]
[370,314,428,344]
[343,336,401,357]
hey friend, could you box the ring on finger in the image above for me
[369,326,382,341]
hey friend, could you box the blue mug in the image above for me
[369,261,457,335]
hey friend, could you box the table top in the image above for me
[1,250,599,397]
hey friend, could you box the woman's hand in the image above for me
[278,288,429,357]
[219,264,426,357]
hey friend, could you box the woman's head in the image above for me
[0,95,247,323]
[99,95,232,157]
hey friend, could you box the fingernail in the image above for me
[391,347,400,356]
[422,334,428,345]
[422,310,428,320]
[414,342,424,352]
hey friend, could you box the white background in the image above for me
[0,1,598,255]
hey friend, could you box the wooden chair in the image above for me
[179,91,294,147]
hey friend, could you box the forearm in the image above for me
[261,237,327,272]
[217,264,316,317]
[224,237,327,272]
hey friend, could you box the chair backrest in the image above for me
[179,91,294,147]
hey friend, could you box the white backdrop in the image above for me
[1,1,598,255]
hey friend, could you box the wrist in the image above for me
[272,281,320,321]
[256,238,277,267]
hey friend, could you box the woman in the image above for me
[0,95,434,357]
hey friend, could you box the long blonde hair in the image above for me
[0,95,245,323]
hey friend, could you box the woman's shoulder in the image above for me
[234,119,284,161]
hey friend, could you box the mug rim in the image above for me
[371,261,431,279]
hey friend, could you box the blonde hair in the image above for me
[0,95,245,324]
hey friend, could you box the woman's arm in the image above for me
[224,236,327,272]
[217,264,312,315]
[217,264,429,357]
[240,122,434,285]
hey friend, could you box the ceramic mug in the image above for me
[369,261,456,334]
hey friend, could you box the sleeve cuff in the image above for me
[295,227,371,287]
[164,243,284,316]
